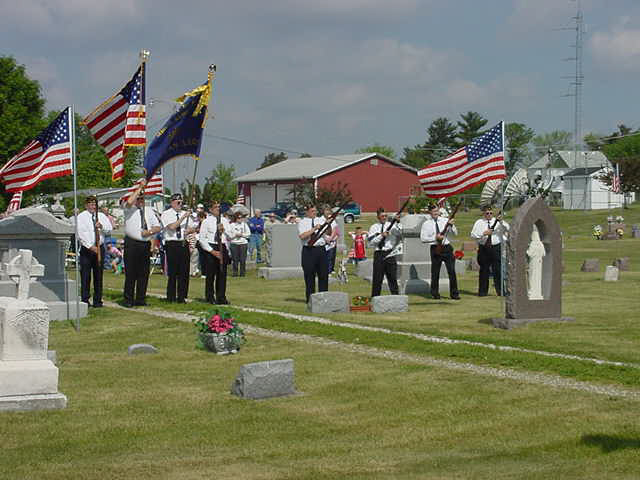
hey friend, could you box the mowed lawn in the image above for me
[3,308,640,480]
[98,205,640,370]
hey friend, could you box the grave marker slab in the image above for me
[580,259,600,272]
[231,359,296,400]
[612,257,631,271]
[371,295,409,313]
[308,292,349,313]
[604,266,619,282]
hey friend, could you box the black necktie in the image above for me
[435,219,440,235]
[176,212,182,239]
[377,222,384,250]
[139,208,147,230]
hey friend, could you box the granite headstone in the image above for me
[258,223,304,279]
[231,359,296,400]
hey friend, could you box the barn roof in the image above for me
[235,153,417,183]
[528,150,609,170]
[563,167,604,177]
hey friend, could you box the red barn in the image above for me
[235,153,419,213]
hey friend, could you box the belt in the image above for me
[125,236,150,244]
[166,240,187,246]
[303,245,325,249]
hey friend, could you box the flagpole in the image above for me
[70,105,80,332]
[500,120,507,318]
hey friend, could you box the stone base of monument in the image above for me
[0,392,67,412]
[602,232,619,240]
[258,266,304,280]
[0,280,88,321]
[491,316,575,330]
[231,359,296,400]
[371,295,408,313]
[308,292,349,313]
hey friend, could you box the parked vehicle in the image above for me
[262,202,296,218]
[342,202,361,223]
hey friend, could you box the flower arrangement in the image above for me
[592,224,603,240]
[352,295,370,306]
[194,308,245,354]
[616,215,624,223]
[454,250,464,260]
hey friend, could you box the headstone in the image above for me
[49,195,66,219]
[493,197,573,329]
[231,359,296,400]
[0,249,67,411]
[358,215,449,294]
[258,224,304,279]
[632,225,640,239]
[580,259,600,272]
[308,291,349,313]
[47,350,57,365]
[612,258,631,271]
[127,343,159,355]
[371,295,409,313]
[468,257,480,271]
[461,241,477,252]
[604,266,619,282]
[0,208,87,320]
[454,259,466,276]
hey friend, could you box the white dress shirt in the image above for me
[420,216,457,245]
[470,217,509,246]
[368,220,403,257]
[198,215,232,252]
[229,221,250,245]
[77,210,113,249]
[161,208,190,241]
[123,205,161,241]
[318,216,339,251]
[297,216,327,247]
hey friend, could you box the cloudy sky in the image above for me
[2,0,639,187]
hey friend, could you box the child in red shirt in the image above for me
[349,226,367,264]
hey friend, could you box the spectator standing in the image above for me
[229,213,250,276]
[248,209,265,263]
[350,226,367,264]
[321,206,339,274]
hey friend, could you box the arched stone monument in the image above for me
[492,197,573,329]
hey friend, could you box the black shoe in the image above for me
[478,293,487,297]
[123,302,134,308]
[432,294,441,300]
[217,298,230,305]
[451,295,461,300]
[134,302,148,307]
[93,303,104,308]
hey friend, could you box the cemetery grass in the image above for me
[97,205,640,388]
[4,307,640,479]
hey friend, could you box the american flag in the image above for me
[0,108,72,193]
[120,171,163,202]
[418,121,506,198]
[84,64,146,181]
[612,164,621,194]
[236,193,245,204]
[7,191,23,212]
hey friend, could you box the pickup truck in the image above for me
[342,202,361,223]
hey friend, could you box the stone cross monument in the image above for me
[0,249,67,411]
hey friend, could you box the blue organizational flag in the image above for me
[143,79,212,180]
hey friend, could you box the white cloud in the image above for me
[19,56,72,109]
[590,18,640,71]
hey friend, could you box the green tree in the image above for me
[288,179,352,210]
[355,143,396,159]
[505,122,535,174]
[400,146,428,169]
[600,134,640,193]
[299,153,312,158]
[456,111,488,146]
[584,132,605,151]
[0,57,46,162]
[201,163,237,205]
[259,151,287,169]
[533,130,573,151]
[423,117,458,164]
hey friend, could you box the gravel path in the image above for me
[104,301,640,401]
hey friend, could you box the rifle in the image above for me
[308,201,350,246]
[484,210,502,247]
[370,197,412,250]
[434,200,463,254]
[93,209,102,264]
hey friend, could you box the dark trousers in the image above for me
[478,243,502,296]
[123,237,151,305]
[371,250,399,297]
[197,243,207,276]
[165,241,190,302]
[301,246,329,302]
[430,244,459,297]
[204,243,229,303]
[80,245,105,306]
[230,243,248,276]
[327,247,337,273]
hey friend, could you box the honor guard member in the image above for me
[470,206,509,296]
[77,195,113,307]
[298,204,329,303]
[420,203,460,300]
[368,207,403,297]
[122,179,162,307]
[161,193,194,303]
[199,201,231,305]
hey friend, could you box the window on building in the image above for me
[370,158,378,166]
